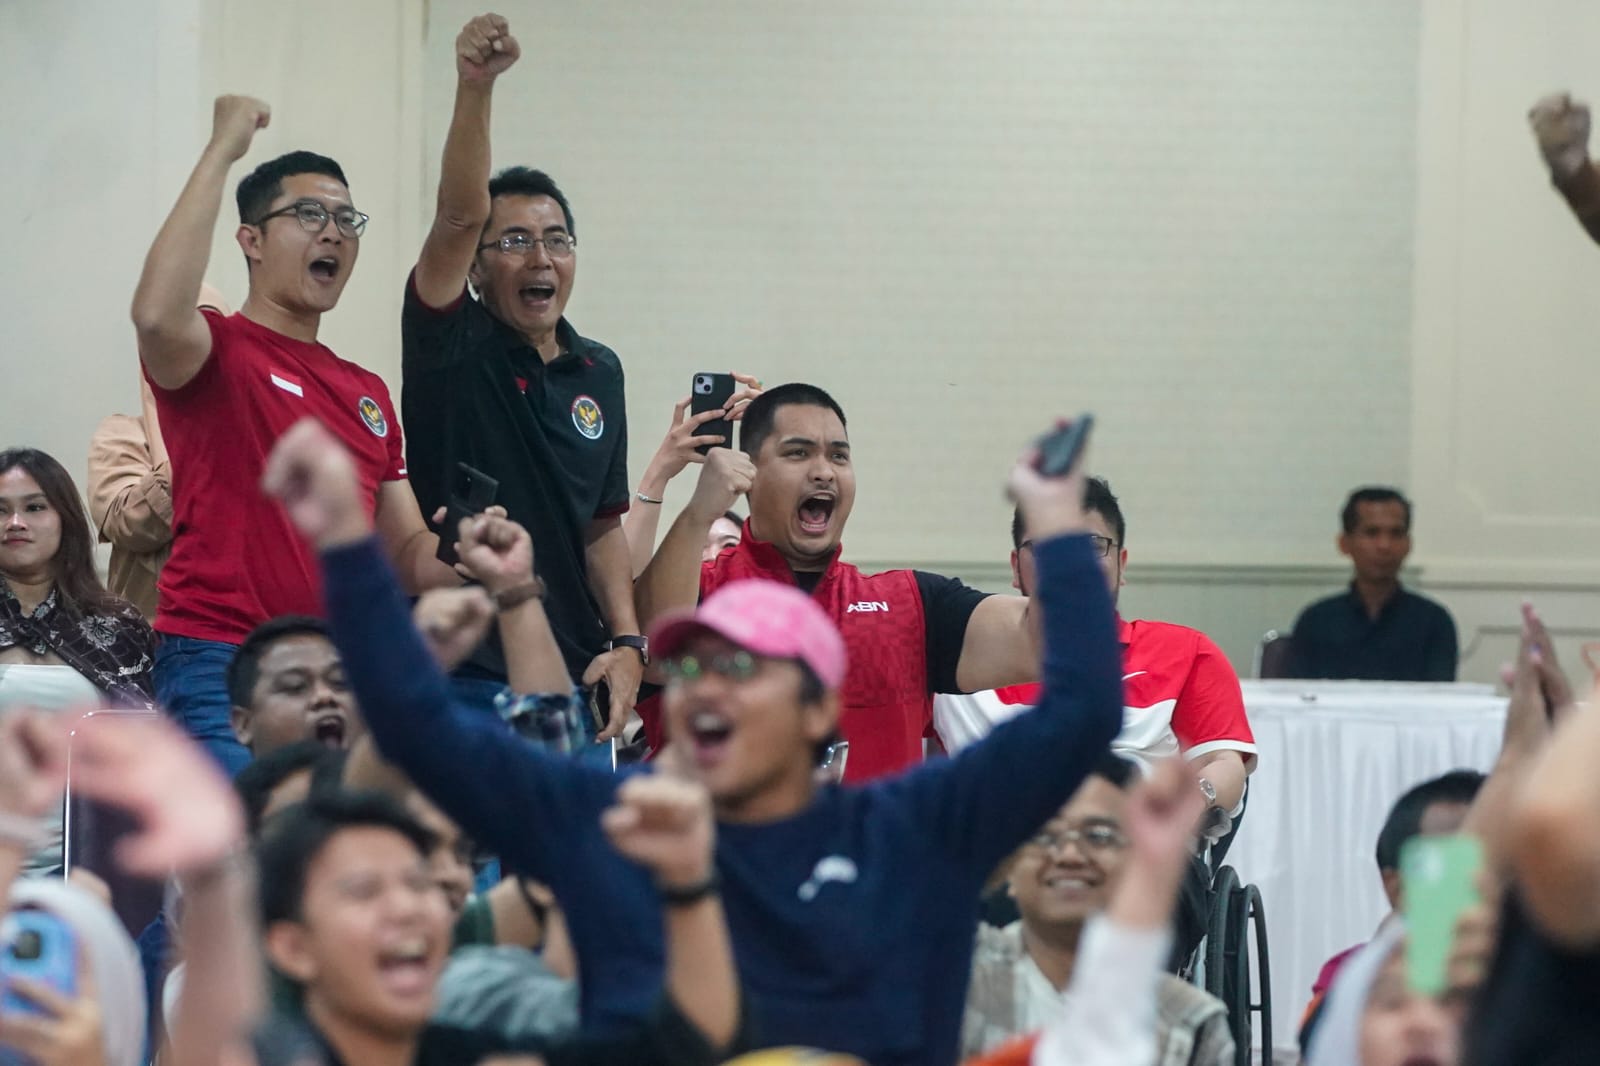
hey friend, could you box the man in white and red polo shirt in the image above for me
[934,476,1256,832]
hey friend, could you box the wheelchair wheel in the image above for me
[1203,866,1240,1000]
[1248,884,1272,1062]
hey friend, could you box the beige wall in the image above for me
[3,1,1596,682]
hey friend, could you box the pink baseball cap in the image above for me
[648,579,847,690]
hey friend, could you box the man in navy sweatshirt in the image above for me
[262,415,1123,1066]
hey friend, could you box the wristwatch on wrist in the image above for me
[1197,778,1217,806]
[1196,777,1233,844]
[610,635,650,665]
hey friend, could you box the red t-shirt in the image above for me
[148,311,405,643]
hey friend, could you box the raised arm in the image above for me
[414,13,519,308]
[625,399,730,577]
[1529,92,1600,246]
[61,715,256,1066]
[900,432,1123,874]
[601,775,741,1053]
[1501,627,1600,947]
[132,96,268,389]
[455,512,571,694]
[1034,759,1206,1066]
[1461,604,1571,875]
[637,448,755,628]
[263,418,604,879]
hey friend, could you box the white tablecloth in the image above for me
[1226,681,1506,1054]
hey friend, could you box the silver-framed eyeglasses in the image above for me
[253,199,369,239]
[1028,822,1127,856]
[477,232,576,259]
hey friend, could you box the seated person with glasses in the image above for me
[963,754,1233,1065]
[934,476,1255,827]
[400,13,647,755]
[130,94,457,775]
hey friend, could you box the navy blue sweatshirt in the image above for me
[322,532,1121,1066]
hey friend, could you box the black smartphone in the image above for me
[690,372,738,455]
[435,462,500,565]
[1033,414,1094,477]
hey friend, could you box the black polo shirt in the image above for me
[402,274,629,681]
[1287,582,1457,682]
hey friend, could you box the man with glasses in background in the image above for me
[962,754,1234,1064]
[400,13,644,754]
[935,476,1254,823]
[130,95,455,774]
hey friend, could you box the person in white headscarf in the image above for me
[2,878,146,1066]
[1306,923,1459,1066]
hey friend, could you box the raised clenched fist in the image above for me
[1530,92,1591,181]
[457,13,521,83]
[209,94,271,164]
[687,446,756,525]
[600,774,716,890]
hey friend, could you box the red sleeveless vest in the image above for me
[640,527,932,782]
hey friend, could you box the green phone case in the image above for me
[1400,834,1483,996]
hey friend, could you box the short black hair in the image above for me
[234,742,347,837]
[1011,476,1124,550]
[486,166,575,236]
[722,510,743,526]
[256,790,436,928]
[1087,752,1139,790]
[236,151,350,225]
[1342,487,1412,535]
[227,615,333,709]
[739,383,848,458]
[1373,769,1485,872]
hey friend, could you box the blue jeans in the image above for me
[448,675,615,771]
[154,635,250,777]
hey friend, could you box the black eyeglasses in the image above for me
[477,232,576,258]
[1021,534,1117,559]
[253,199,369,239]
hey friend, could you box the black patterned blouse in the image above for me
[0,583,155,707]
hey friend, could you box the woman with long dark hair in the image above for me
[0,447,154,708]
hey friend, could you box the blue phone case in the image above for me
[0,910,78,1065]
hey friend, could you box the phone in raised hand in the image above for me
[1033,414,1094,477]
[690,373,738,455]
[1400,834,1483,996]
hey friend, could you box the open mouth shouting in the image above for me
[518,280,557,314]
[308,256,341,283]
[374,936,436,999]
[796,492,836,537]
[312,713,349,749]
[686,709,734,768]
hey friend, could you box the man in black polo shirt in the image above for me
[401,13,643,746]
[1287,486,1457,681]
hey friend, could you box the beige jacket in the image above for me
[962,921,1234,1066]
[86,383,172,620]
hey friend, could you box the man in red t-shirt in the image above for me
[130,95,458,773]
[634,383,1042,782]
[933,476,1256,824]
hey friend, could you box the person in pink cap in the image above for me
[263,414,1122,1066]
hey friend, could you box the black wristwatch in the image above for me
[610,635,650,665]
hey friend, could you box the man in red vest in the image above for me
[635,383,1039,782]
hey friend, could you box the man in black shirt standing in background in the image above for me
[401,12,644,751]
[1288,487,1457,682]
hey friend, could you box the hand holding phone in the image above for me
[1400,834,1484,996]
[690,373,738,456]
[435,463,500,566]
[0,910,78,1054]
[1033,414,1094,478]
